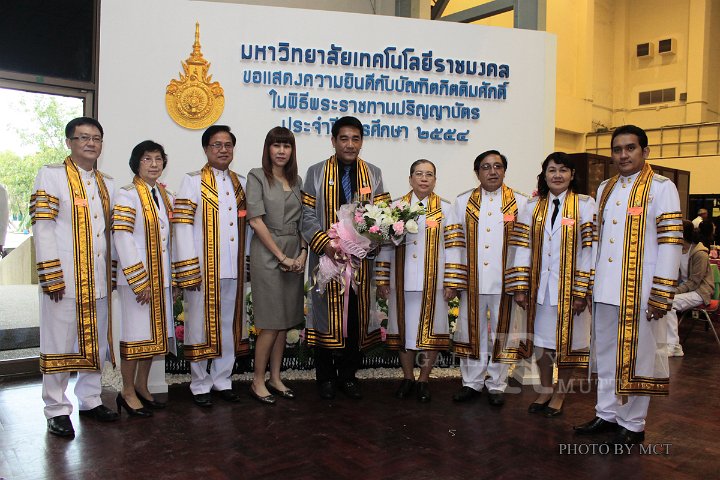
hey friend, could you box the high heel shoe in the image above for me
[116,394,153,417]
[135,389,167,409]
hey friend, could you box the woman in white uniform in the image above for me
[376,159,454,403]
[112,141,175,417]
[508,152,594,417]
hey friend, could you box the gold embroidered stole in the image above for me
[596,163,668,395]
[389,192,448,350]
[309,155,377,349]
[40,158,112,373]
[119,177,169,359]
[454,185,517,359]
[184,165,248,360]
[524,193,587,367]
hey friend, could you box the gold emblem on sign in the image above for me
[166,23,224,129]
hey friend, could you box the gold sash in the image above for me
[454,185,518,360]
[40,157,113,373]
[306,156,379,349]
[388,192,448,350]
[119,177,170,360]
[596,163,669,395]
[184,165,249,360]
[522,192,588,367]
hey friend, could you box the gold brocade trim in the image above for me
[41,158,113,373]
[120,177,169,360]
[455,186,516,359]
[444,223,462,231]
[597,164,669,395]
[656,212,682,223]
[301,190,316,207]
[308,156,380,349]
[653,276,678,287]
[37,259,61,270]
[184,165,249,360]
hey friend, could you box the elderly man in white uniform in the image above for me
[447,150,527,407]
[574,125,683,445]
[172,125,251,408]
[31,117,118,437]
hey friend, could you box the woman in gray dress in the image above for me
[247,127,307,404]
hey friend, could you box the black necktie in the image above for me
[551,198,560,228]
[342,165,352,203]
[151,187,160,208]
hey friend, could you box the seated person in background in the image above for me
[665,219,714,357]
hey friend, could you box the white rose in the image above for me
[286,329,300,344]
[380,215,394,226]
[409,203,422,214]
[406,219,418,233]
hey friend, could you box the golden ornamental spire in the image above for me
[165,22,225,129]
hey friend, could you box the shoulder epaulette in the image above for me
[653,174,670,183]
[99,171,113,180]
[577,193,591,202]
[120,184,136,191]
[47,163,65,169]
[513,190,529,198]
[526,195,540,204]
[457,187,475,198]
[599,178,610,188]
[188,170,202,177]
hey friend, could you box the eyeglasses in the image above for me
[140,157,163,165]
[478,163,505,171]
[412,171,436,179]
[69,135,103,144]
[209,142,234,151]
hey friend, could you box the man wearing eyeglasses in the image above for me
[446,150,527,407]
[31,117,118,437]
[172,125,251,408]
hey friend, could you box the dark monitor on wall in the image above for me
[0,0,96,82]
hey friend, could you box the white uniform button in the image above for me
[226,191,230,195]
[608,257,613,262]
[610,238,615,244]
[483,261,489,266]
[94,214,98,219]
[413,241,417,245]
[612,219,618,225]
[230,236,235,241]
[486,227,491,232]
[485,244,489,249]
[616,201,621,206]
[230,221,234,226]
[488,211,492,216]
[161,224,165,229]
[412,254,417,259]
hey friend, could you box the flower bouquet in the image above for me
[315,200,425,294]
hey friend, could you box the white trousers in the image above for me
[459,294,509,392]
[665,291,704,345]
[186,279,237,395]
[594,302,650,432]
[41,296,109,419]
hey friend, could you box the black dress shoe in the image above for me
[267,384,295,399]
[47,415,75,437]
[573,417,618,435]
[528,400,550,414]
[319,381,335,399]
[452,386,479,402]
[395,379,416,399]
[249,385,276,405]
[116,394,153,418]
[339,380,363,399]
[193,392,213,408]
[416,381,431,403]
[136,390,166,409]
[487,390,505,407]
[606,427,645,446]
[79,405,119,422]
[217,389,242,403]
[543,406,563,418]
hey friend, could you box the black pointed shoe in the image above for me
[192,392,213,408]
[487,390,505,407]
[339,380,363,399]
[47,415,75,437]
[452,386,479,402]
[573,417,619,435]
[217,389,242,403]
[78,405,119,422]
[606,427,645,445]
[319,380,335,399]
[136,390,167,409]
[528,400,550,414]
[416,382,431,403]
[395,379,416,399]
[116,394,153,418]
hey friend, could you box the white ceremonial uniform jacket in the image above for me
[172,164,251,360]
[30,158,114,373]
[112,179,174,359]
[592,164,683,396]
[505,190,595,366]
[446,185,527,359]
[375,192,453,351]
